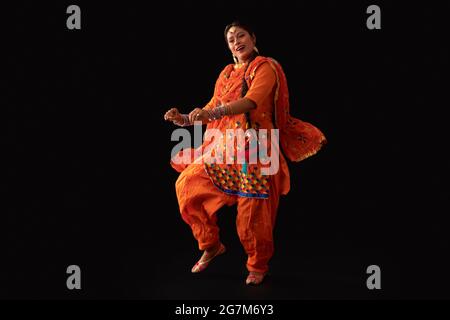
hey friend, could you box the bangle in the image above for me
[207,103,232,121]
[225,103,233,115]
[173,114,192,127]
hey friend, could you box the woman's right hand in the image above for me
[188,108,209,123]
[164,107,182,123]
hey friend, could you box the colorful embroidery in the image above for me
[204,163,270,199]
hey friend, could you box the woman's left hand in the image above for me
[188,108,209,123]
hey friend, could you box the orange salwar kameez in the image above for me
[172,56,326,273]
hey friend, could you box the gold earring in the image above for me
[233,55,238,64]
[254,46,259,54]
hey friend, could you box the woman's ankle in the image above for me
[205,242,221,256]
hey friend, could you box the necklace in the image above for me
[234,62,247,69]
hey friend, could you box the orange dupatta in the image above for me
[245,57,327,162]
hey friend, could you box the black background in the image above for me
[3,1,449,299]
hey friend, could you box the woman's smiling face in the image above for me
[226,26,256,64]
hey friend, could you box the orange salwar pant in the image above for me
[175,163,281,273]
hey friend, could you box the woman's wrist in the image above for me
[173,103,233,125]
[206,103,232,121]
[173,114,192,126]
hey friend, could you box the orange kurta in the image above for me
[172,56,326,273]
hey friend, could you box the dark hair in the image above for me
[223,21,259,98]
[224,21,256,42]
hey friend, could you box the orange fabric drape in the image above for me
[245,56,327,162]
[175,162,282,273]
